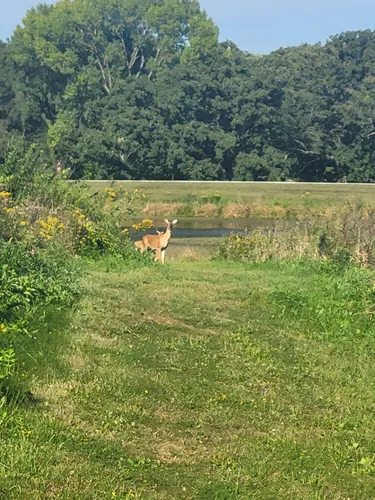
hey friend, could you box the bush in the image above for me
[0,240,79,394]
[0,140,150,395]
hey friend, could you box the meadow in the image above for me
[86,181,375,219]
[3,171,375,499]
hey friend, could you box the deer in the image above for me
[134,219,177,264]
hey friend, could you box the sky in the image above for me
[1,0,375,54]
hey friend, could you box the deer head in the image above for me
[164,219,178,233]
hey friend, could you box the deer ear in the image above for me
[164,219,169,224]
[172,219,178,224]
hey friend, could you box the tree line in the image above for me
[1,0,375,182]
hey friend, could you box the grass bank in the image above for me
[2,258,375,498]
[86,181,375,219]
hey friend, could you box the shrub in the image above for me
[0,240,79,395]
[0,140,150,395]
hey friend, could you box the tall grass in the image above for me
[216,205,375,266]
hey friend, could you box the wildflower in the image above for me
[0,191,11,198]
[132,219,153,231]
[39,216,64,239]
[0,324,7,333]
[19,221,28,226]
[105,187,116,199]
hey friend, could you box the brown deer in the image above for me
[134,219,177,264]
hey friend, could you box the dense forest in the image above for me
[1,0,375,182]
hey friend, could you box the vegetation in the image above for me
[2,0,375,182]
[3,2,375,498]
[0,139,150,400]
[2,259,375,498]
[216,206,375,265]
[3,145,375,500]
[85,180,375,219]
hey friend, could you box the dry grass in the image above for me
[143,202,185,217]
[222,202,288,218]
[221,203,251,218]
[193,203,220,217]
[175,247,203,262]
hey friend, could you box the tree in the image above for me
[2,1,375,182]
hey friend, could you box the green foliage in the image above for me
[0,349,16,383]
[0,139,151,397]
[0,240,79,396]
[4,1,375,181]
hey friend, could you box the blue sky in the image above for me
[1,0,374,53]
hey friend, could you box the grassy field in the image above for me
[3,257,375,499]
[86,180,375,210]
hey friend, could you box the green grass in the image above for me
[2,258,375,498]
[86,180,375,209]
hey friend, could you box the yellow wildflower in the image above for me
[39,216,64,239]
[0,324,7,333]
[132,219,153,231]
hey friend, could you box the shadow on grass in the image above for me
[1,306,74,406]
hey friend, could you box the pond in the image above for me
[128,217,277,240]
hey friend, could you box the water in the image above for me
[128,217,276,240]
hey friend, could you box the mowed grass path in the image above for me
[3,260,375,498]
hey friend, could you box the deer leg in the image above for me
[135,241,144,252]
[154,248,161,262]
[161,249,166,264]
